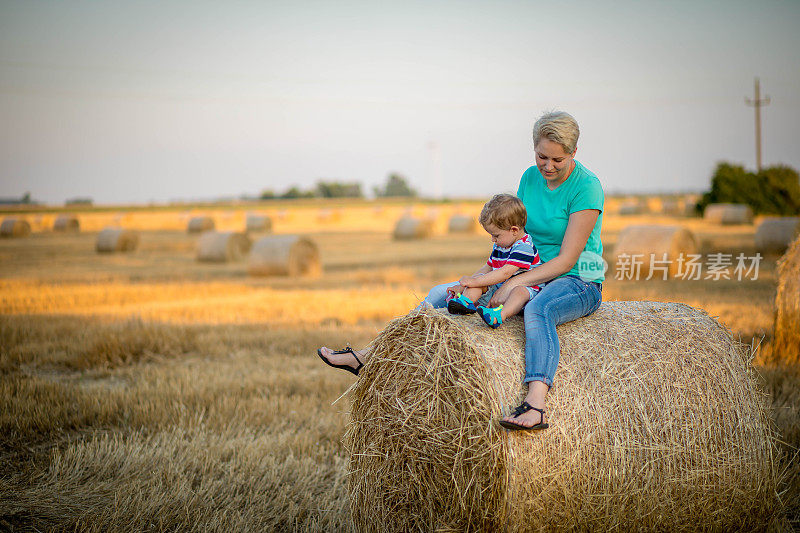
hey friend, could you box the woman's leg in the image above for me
[502,276,602,427]
[321,281,459,370]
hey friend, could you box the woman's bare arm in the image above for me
[488,209,600,306]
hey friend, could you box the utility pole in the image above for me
[745,77,770,172]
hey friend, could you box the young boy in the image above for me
[447,193,543,328]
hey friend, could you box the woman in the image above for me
[318,111,604,431]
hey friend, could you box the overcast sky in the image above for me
[1,0,799,204]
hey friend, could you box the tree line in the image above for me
[260,173,417,200]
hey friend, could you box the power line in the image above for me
[745,77,770,171]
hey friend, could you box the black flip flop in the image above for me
[498,401,549,431]
[317,346,363,376]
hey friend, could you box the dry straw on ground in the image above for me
[53,214,80,232]
[772,234,800,366]
[755,216,800,254]
[0,217,31,238]
[187,216,215,233]
[447,214,478,233]
[614,225,698,279]
[345,303,781,532]
[393,216,434,240]
[196,231,251,263]
[704,203,753,225]
[245,213,272,233]
[95,228,139,253]
[247,235,321,277]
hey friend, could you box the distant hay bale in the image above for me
[187,216,215,233]
[245,213,272,233]
[447,214,478,233]
[660,198,679,215]
[773,234,800,365]
[754,216,800,254]
[617,201,643,215]
[704,203,753,225]
[345,303,780,532]
[53,214,80,233]
[393,216,434,240]
[196,231,251,262]
[0,217,31,238]
[95,227,139,253]
[614,225,698,279]
[247,235,321,277]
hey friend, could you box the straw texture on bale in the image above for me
[245,213,272,233]
[95,227,139,253]
[247,235,321,277]
[53,214,80,232]
[196,231,251,262]
[614,225,698,279]
[754,216,800,254]
[187,216,215,233]
[704,203,753,225]
[345,303,780,532]
[0,218,31,237]
[393,216,434,240]
[447,214,478,233]
[773,234,800,365]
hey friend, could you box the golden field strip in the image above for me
[1,200,798,531]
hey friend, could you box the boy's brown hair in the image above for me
[479,193,527,230]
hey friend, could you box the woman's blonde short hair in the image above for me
[532,111,579,154]
[479,193,527,230]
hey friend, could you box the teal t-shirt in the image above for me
[516,160,605,282]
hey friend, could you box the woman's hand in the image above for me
[488,279,519,307]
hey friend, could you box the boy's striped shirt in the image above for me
[487,234,544,291]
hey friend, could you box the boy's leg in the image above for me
[500,286,533,321]
[462,286,486,304]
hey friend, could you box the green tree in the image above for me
[698,162,800,215]
[374,173,417,197]
[280,186,315,199]
[315,180,363,198]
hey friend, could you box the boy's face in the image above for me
[483,222,522,248]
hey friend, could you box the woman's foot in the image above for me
[500,401,548,430]
[317,346,366,374]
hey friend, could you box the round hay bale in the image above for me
[773,234,800,365]
[618,201,643,215]
[704,203,753,225]
[0,218,31,238]
[196,231,251,262]
[95,227,139,253]
[187,216,215,233]
[345,303,780,532]
[754,216,800,254]
[247,235,321,277]
[53,214,80,233]
[614,225,698,279]
[393,216,434,240]
[447,214,478,233]
[245,213,273,233]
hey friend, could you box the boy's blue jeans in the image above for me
[420,275,602,387]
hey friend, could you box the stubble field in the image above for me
[1,199,798,531]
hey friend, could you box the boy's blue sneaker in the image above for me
[478,305,503,329]
[447,293,477,315]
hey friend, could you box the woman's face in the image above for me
[535,138,576,187]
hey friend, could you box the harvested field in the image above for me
[0,199,798,531]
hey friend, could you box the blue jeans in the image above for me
[420,275,602,387]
